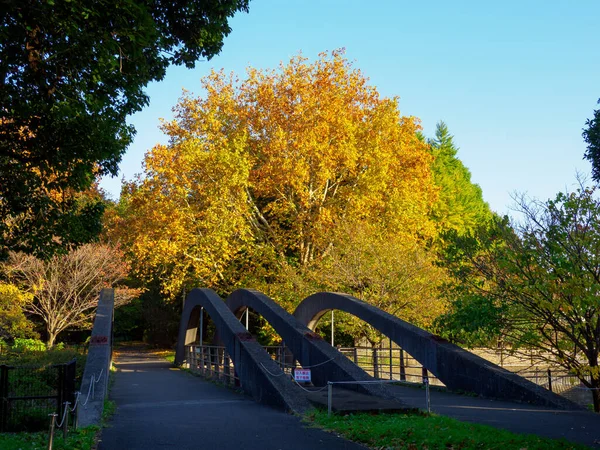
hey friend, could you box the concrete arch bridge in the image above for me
[175,288,579,413]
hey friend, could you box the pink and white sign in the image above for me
[294,368,311,382]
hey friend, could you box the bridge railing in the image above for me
[185,344,298,382]
[185,343,446,389]
[338,346,444,387]
[184,342,593,409]
[516,368,592,394]
[185,345,240,387]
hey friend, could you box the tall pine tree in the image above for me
[429,122,491,235]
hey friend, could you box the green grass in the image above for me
[149,348,175,364]
[102,399,117,424]
[0,425,98,450]
[305,410,588,450]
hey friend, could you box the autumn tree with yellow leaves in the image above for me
[108,50,446,339]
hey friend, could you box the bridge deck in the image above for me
[101,346,600,449]
[98,347,364,450]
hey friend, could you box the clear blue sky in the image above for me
[99,0,599,215]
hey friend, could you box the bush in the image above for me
[0,348,88,432]
[11,338,46,352]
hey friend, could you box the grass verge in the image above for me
[150,349,175,364]
[102,399,117,424]
[0,425,99,450]
[305,410,588,450]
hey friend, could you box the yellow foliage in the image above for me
[0,282,36,339]
[109,50,438,301]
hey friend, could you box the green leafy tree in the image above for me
[439,186,600,412]
[0,0,249,256]
[429,122,491,235]
[583,99,600,182]
[317,221,447,346]
[1,183,107,258]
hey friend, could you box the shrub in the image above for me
[12,338,46,352]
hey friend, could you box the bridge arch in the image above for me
[225,289,396,400]
[293,292,579,410]
[174,288,310,413]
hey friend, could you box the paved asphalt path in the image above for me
[385,383,600,448]
[98,349,364,450]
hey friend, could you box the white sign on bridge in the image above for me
[294,368,311,383]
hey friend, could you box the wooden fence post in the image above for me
[399,349,406,381]
[372,347,379,378]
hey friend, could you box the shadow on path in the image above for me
[98,348,363,450]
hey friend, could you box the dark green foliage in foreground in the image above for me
[0,342,86,377]
[0,0,249,256]
[0,344,87,431]
[0,426,98,450]
[306,410,587,450]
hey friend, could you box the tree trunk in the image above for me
[46,328,57,348]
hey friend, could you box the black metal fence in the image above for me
[338,346,443,387]
[0,359,76,432]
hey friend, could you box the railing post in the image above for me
[217,348,222,380]
[372,347,379,378]
[63,401,70,440]
[200,346,205,374]
[47,413,57,450]
[353,347,358,365]
[399,349,406,381]
[421,366,428,385]
[224,354,231,385]
[327,382,333,416]
[424,378,431,413]
[72,395,79,430]
[389,338,393,380]
[547,369,553,392]
[65,360,76,428]
[207,347,213,377]
[199,307,204,347]
[56,364,65,423]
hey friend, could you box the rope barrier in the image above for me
[81,374,95,406]
[82,367,104,407]
[55,401,70,428]
[259,362,287,377]
[290,377,329,393]
[327,379,417,385]
[69,391,81,412]
[299,355,338,369]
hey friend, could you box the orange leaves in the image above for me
[110,50,440,298]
